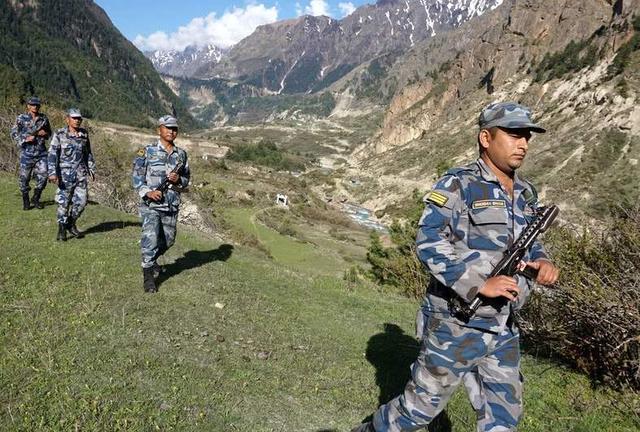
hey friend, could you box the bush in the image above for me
[366,190,427,298]
[521,206,640,390]
[226,140,305,172]
[534,39,600,82]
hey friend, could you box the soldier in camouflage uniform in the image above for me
[352,102,559,432]
[10,96,52,210]
[48,108,96,241]
[132,115,190,293]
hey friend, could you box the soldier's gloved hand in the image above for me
[145,190,163,202]
[48,175,58,185]
[526,260,559,286]
[167,172,179,183]
[479,276,520,302]
[37,129,47,137]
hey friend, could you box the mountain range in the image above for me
[1,0,638,220]
[146,44,226,78]
[147,0,504,95]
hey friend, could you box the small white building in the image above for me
[276,193,289,207]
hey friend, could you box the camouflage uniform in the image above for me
[132,140,190,270]
[356,102,551,432]
[10,111,51,199]
[47,125,95,226]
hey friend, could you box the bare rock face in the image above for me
[348,0,640,220]
[376,0,612,152]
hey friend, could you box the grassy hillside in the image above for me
[0,173,637,431]
[0,0,194,128]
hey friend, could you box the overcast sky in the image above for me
[95,0,373,51]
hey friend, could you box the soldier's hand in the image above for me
[146,190,163,202]
[167,172,179,183]
[479,276,520,301]
[37,129,47,137]
[48,175,58,185]
[526,260,559,286]
[25,135,35,142]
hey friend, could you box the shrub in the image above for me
[520,206,640,390]
[366,190,426,298]
[226,140,305,172]
[534,39,600,82]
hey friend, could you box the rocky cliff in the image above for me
[345,0,640,219]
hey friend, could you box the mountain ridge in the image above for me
[0,0,195,128]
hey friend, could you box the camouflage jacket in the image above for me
[47,127,96,181]
[132,140,190,212]
[416,157,549,332]
[10,113,51,157]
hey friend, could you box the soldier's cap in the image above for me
[478,101,546,133]
[158,115,178,128]
[27,96,41,106]
[66,108,82,118]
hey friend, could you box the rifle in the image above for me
[27,116,47,140]
[449,205,560,322]
[143,160,185,205]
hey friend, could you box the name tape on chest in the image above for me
[472,199,506,209]
[426,191,449,207]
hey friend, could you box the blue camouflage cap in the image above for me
[479,101,546,133]
[66,108,82,118]
[158,115,178,128]
[27,96,41,105]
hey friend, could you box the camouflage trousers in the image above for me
[140,205,177,269]
[19,154,48,194]
[373,313,522,432]
[55,176,88,225]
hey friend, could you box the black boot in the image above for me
[67,217,84,238]
[56,223,67,241]
[22,192,32,210]
[143,267,157,293]
[31,188,44,209]
[152,262,164,279]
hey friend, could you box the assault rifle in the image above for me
[143,160,185,205]
[449,205,560,322]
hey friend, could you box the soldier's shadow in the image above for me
[83,220,141,236]
[39,199,56,207]
[364,323,453,432]
[157,244,234,287]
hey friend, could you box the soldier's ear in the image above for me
[478,129,491,150]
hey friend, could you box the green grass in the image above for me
[224,207,346,276]
[0,173,637,431]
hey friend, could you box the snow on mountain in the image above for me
[146,44,226,77]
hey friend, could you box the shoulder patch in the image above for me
[426,191,449,207]
[136,148,145,157]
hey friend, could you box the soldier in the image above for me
[48,108,96,241]
[132,115,190,293]
[352,101,559,432]
[10,96,52,210]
